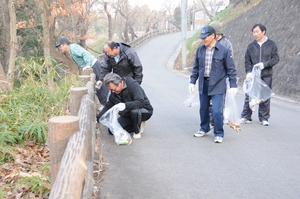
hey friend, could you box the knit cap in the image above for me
[209,21,222,35]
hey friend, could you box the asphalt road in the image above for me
[98,32,300,199]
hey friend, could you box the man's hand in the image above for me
[254,62,264,70]
[189,84,196,94]
[228,87,238,96]
[95,81,102,89]
[115,103,126,111]
[83,65,91,71]
[246,73,253,80]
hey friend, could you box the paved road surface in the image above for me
[99,32,300,199]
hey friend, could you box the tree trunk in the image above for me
[35,0,54,87]
[104,2,114,40]
[5,0,18,91]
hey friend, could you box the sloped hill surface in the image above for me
[223,0,300,101]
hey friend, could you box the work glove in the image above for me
[95,80,102,89]
[254,62,264,70]
[115,103,126,111]
[189,84,196,94]
[228,87,238,96]
[83,65,91,71]
[246,73,253,80]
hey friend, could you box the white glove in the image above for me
[83,65,91,71]
[246,73,253,80]
[189,84,196,94]
[228,87,238,96]
[95,81,102,89]
[115,103,126,111]
[254,62,264,70]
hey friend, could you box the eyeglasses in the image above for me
[109,83,119,93]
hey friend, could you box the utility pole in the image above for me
[181,0,187,70]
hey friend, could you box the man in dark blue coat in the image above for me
[189,25,238,143]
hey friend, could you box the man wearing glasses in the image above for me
[96,73,153,139]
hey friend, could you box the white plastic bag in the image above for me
[224,77,241,133]
[183,92,199,107]
[183,81,199,107]
[99,105,132,145]
[243,67,274,111]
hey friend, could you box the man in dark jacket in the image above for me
[189,25,237,143]
[97,73,153,139]
[240,24,279,126]
[100,41,143,84]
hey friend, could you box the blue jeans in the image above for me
[199,79,224,137]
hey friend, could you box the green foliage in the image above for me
[0,145,16,164]
[0,56,79,158]
[9,175,51,198]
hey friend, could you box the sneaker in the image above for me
[214,136,223,143]
[133,133,141,139]
[240,118,251,124]
[139,121,146,134]
[194,130,211,137]
[261,121,269,126]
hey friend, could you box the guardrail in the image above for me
[48,69,96,199]
[97,27,179,60]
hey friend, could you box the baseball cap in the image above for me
[198,26,216,39]
[55,38,69,47]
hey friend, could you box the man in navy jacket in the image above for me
[189,25,237,143]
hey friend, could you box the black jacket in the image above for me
[97,77,153,119]
[100,43,143,84]
[245,38,279,77]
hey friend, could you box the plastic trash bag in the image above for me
[183,92,200,107]
[183,81,199,107]
[224,77,241,133]
[99,105,132,145]
[243,67,274,112]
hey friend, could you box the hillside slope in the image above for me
[223,0,300,101]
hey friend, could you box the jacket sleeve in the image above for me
[244,45,253,74]
[224,49,237,88]
[263,41,280,69]
[127,49,143,84]
[70,44,94,68]
[124,82,145,110]
[190,48,200,84]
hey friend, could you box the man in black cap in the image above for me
[188,25,238,143]
[55,38,108,106]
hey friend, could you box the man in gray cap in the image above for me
[188,25,238,143]
[210,21,233,55]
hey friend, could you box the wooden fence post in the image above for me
[48,116,79,184]
[70,87,88,116]
[78,75,90,86]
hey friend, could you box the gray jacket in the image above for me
[245,38,279,77]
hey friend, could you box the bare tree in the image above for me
[0,0,18,91]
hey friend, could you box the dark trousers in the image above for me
[92,61,109,105]
[118,108,152,134]
[241,76,272,122]
[200,79,224,137]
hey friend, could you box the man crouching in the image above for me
[96,73,153,139]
